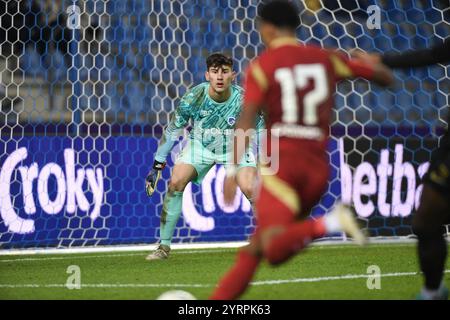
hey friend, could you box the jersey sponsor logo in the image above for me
[199,110,212,117]
[271,123,324,140]
[193,128,234,136]
[227,116,236,126]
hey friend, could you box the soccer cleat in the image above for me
[416,286,449,300]
[333,203,368,246]
[146,244,171,260]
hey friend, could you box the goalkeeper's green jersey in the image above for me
[155,82,264,163]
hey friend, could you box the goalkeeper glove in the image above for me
[145,160,166,197]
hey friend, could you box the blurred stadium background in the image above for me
[0,0,449,251]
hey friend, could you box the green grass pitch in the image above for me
[1,243,449,300]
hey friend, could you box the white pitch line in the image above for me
[0,242,248,256]
[1,270,449,289]
[0,249,236,263]
[0,244,422,263]
[0,283,212,288]
[252,269,450,285]
[0,253,143,263]
[251,272,413,285]
[173,249,236,255]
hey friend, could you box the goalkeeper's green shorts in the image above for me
[176,138,257,184]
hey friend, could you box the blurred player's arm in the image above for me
[224,101,264,204]
[224,104,260,203]
[352,38,450,69]
[382,38,450,68]
[330,52,394,87]
[230,62,267,170]
[145,92,192,196]
[231,103,260,167]
[253,112,265,152]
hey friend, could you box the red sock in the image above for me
[264,218,326,265]
[209,250,261,300]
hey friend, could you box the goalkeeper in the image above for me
[145,53,264,260]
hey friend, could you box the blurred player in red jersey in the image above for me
[210,0,393,300]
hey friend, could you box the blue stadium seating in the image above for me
[16,0,449,126]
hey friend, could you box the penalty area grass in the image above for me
[0,243,449,300]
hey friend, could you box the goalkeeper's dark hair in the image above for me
[258,1,301,30]
[206,53,233,70]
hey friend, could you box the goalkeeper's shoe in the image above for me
[145,160,166,196]
[332,203,368,246]
[146,244,171,260]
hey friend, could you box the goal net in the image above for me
[0,0,448,249]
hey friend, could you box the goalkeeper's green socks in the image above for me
[159,190,183,247]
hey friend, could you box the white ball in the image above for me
[156,290,197,300]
